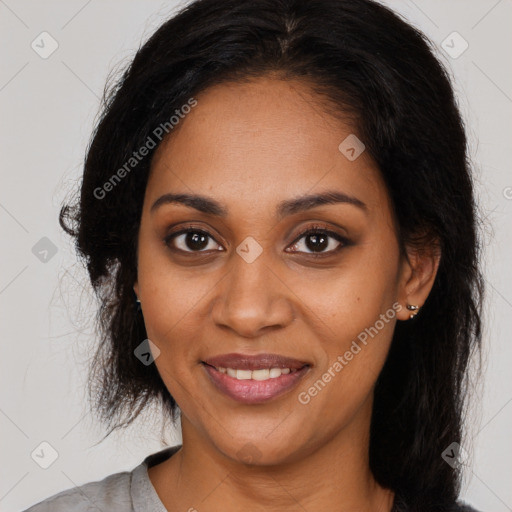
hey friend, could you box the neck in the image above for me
[148,403,394,512]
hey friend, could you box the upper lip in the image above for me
[202,353,310,371]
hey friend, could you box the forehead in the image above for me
[146,76,390,219]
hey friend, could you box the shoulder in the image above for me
[21,446,181,512]
[22,469,133,512]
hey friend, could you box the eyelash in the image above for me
[164,223,350,257]
[288,224,350,256]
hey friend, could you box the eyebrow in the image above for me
[150,190,367,217]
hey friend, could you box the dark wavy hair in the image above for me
[60,0,485,510]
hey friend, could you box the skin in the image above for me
[133,75,440,512]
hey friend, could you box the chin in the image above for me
[210,433,307,467]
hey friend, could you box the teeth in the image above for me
[269,368,282,378]
[236,369,252,380]
[216,366,297,380]
[252,369,270,380]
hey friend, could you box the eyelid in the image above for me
[164,224,224,251]
[291,222,346,242]
[286,223,350,255]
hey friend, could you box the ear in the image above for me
[395,238,441,321]
[133,281,139,300]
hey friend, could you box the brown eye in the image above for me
[287,225,350,255]
[165,229,222,253]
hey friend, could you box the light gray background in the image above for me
[1,1,511,511]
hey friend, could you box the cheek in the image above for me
[292,236,400,407]
[294,304,396,437]
[141,278,211,367]
[292,238,400,339]
[136,242,211,364]
[139,271,209,407]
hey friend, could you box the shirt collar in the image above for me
[131,445,182,512]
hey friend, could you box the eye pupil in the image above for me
[306,233,328,252]
[187,231,209,251]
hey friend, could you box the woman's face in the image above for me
[134,76,414,465]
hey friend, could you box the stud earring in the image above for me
[135,297,141,312]
[406,304,420,319]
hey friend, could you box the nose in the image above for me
[210,248,296,338]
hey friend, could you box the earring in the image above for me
[406,304,420,319]
[135,297,141,312]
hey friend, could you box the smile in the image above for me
[201,353,311,404]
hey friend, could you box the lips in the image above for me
[201,352,311,404]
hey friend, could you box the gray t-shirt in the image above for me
[22,444,482,512]
[22,445,180,512]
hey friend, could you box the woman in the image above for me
[24,0,485,510]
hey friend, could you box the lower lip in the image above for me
[202,364,309,404]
